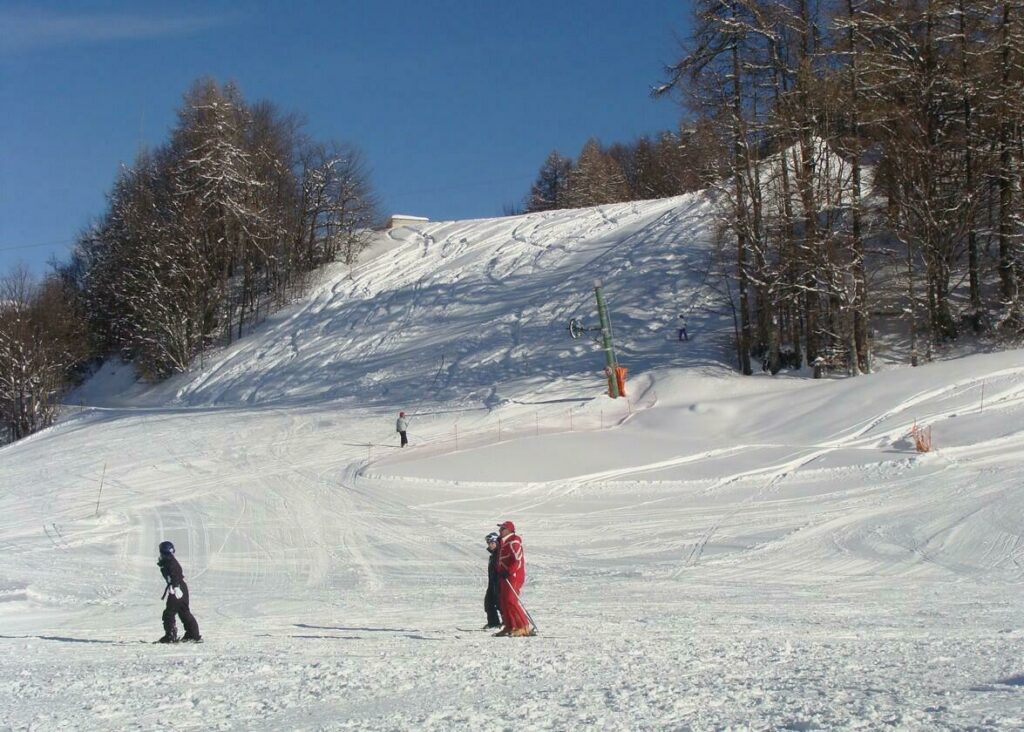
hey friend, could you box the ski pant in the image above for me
[398,430,408,447]
[498,574,529,630]
[484,580,502,627]
[163,581,200,638]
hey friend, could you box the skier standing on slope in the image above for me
[396,411,409,448]
[677,314,689,342]
[494,520,533,637]
[156,541,202,643]
[483,531,503,629]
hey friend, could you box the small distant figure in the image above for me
[677,314,689,342]
[156,541,201,643]
[396,411,409,447]
[483,532,503,629]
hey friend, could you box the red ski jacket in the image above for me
[497,533,525,581]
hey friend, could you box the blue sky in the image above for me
[0,1,688,275]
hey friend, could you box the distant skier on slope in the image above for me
[677,314,689,342]
[483,532,503,629]
[396,411,409,448]
[156,541,202,643]
[494,520,533,637]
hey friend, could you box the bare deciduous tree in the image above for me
[0,267,88,443]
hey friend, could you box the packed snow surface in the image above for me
[1,196,1022,730]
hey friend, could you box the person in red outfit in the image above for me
[494,520,533,637]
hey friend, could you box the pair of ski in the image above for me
[455,627,542,637]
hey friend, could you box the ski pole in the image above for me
[504,577,539,633]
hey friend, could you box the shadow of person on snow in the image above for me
[969,673,1024,691]
[293,623,416,633]
[0,634,119,644]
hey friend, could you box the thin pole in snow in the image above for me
[594,280,620,398]
[504,577,538,633]
[980,381,985,413]
[94,462,107,517]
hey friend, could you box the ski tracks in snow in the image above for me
[675,367,1024,572]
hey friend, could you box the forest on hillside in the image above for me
[523,0,1024,374]
[1,79,378,442]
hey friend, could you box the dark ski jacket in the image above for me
[158,554,185,589]
[487,545,500,591]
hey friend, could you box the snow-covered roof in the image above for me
[389,214,429,221]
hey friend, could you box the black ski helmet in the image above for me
[159,541,175,556]
[485,532,499,544]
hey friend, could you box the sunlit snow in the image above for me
[1,194,1022,729]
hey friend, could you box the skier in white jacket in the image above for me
[396,411,409,447]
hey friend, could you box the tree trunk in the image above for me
[733,39,752,376]
[998,3,1019,314]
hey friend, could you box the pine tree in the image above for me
[564,138,629,208]
[67,78,379,380]
[525,151,572,212]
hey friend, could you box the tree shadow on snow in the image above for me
[508,396,594,405]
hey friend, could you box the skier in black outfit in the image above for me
[156,540,202,643]
[483,531,503,629]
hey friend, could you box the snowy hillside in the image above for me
[72,193,723,410]
[1,195,1022,730]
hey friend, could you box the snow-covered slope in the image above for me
[1,196,1022,730]
[116,193,725,409]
